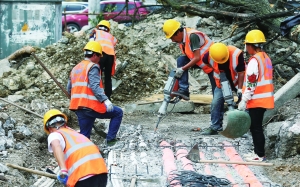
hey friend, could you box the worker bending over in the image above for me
[201,43,245,135]
[43,109,108,187]
[162,19,216,100]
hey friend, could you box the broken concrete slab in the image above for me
[263,72,300,124]
[124,101,195,114]
[0,59,11,77]
[274,119,300,158]
[265,121,283,158]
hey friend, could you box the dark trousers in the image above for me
[100,52,114,100]
[75,173,107,187]
[249,108,266,157]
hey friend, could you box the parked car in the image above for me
[62,0,149,33]
[62,2,88,14]
[62,8,88,33]
[100,0,149,23]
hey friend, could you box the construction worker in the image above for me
[162,19,216,100]
[67,41,123,146]
[43,109,108,187]
[90,20,117,100]
[238,30,274,162]
[200,42,245,135]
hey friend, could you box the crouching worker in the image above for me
[43,109,108,187]
[67,41,123,146]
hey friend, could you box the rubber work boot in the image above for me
[171,89,190,100]
[106,139,118,147]
[200,127,218,135]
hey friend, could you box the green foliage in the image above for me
[88,5,116,27]
[105,4,117,13]
[88,12,104,28]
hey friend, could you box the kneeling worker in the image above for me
[67,41,123,146]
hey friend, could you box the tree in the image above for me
[88,0,101,27]
[159,0,300,43]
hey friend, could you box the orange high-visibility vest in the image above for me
[179,28,214,74]
[95,30,117,75]
[57,128,107,187]
[69,60,106,113]
[242,52,274,109]
[208,46,243,88]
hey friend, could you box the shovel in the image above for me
[111,60,128,91]
[218,72,251,139]
[186,144,273,166]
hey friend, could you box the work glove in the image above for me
[104,99,114,112]
[57,169,68,185]
[237,89,242,103]
[238,99,247,111]
[175,67,184,78]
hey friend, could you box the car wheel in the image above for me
[67,23,80,33]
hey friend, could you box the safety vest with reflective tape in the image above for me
[179,28,214,74]
[242,52,274,109]
[95,30,117,75]
[57,128,107,187]
[69,60,106,113]
[208,46,243,88]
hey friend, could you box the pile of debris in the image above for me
[1,13,299,106]
[0,11,300,187]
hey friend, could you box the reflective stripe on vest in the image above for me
[95,30,116,55]
[231,47,240,85]
[57,128,107,187]
[179,28,213,74]
[95,30,117,76]
[243,52,274,109]
[211,46,242,88]
[69,60,106,113]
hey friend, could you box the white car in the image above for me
[62,2,88,14]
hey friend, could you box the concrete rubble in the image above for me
[0,11,299,187]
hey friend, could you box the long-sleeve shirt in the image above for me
[67,60,108,102]
[242,58,259,102]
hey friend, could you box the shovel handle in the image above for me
[130,176,137,187]
[198,160,273,166]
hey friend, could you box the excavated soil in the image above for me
[0,12,300,187]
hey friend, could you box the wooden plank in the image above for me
[140,94,238,105]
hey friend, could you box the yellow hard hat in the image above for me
[97,20,110,30]
[209,43,229,64]
[83,41,103,56]
[43,109,67,135]
[163,19,181,39]
[244,30,266,44]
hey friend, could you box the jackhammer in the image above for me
[219,72,251,138]
[220,72,237,110]
[154,70,181,132]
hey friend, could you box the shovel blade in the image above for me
[112,77,122,91]
[220,110,251,139]
[186,144,200,163]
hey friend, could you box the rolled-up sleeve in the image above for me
[88,65,108,102]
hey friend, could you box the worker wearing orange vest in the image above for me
[162,19,215,100]
[200,43,245,135]
[67,41,123,146]
[90,20,117,100]
[43,109,108,187]
[238,30,274,162]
